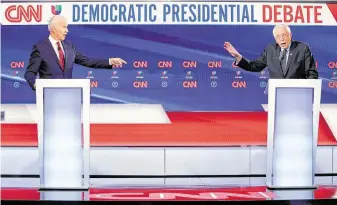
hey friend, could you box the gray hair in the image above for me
[48,15,67,31]
[273,24,291,37]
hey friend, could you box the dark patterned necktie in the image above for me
[57,42,65,70]
[280,49,287,74]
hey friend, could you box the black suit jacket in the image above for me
[236,40,318,79]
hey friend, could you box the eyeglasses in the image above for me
[275,33,289,40]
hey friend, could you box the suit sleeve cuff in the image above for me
[236,57,249,69]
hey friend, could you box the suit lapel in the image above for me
[44,39,62,69]
[284,42,295,77]
[275,46,284,76]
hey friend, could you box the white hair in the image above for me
[48,15,67,31]
[273,24,291,37]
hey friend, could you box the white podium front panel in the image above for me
[273,88,314,187]
[36,79,90,190]
[43,88,83,188]
[266,79,322,189]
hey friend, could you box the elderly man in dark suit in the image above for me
[224,24,318,79]
[24,15,127,90]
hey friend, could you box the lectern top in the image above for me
[268,79,322,89]
[36,79,91,88]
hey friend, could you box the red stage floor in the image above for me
[1,112,336,146]
[1,186,337,201]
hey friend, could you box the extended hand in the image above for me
[224,42,242,61]
[109,58,127,66]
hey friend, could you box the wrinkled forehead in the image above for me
[274,27,289,35]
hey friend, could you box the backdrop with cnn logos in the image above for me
[1,1,337,111]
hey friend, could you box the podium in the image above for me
[36,79,91,190]
[266,79,322,189]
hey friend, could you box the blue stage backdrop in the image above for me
[1,2,337,111]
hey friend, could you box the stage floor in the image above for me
[1,186,337,201]
[2,105,337,191]
[2,112,337,146]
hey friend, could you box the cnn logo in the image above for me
[10,61,24,68]
[5,5,42,23]
[232,81,247,88]
[328,81,337,88]
[328,62,337,69]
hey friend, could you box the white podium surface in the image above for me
[36,79,90,190]
[266,79,322,189]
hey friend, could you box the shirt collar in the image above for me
[48,35,61,45]
[281,42,291,52]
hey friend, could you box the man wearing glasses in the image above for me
[224,24,318,79]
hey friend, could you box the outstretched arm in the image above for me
[236,49,267,72]
[224,41,267,72]
[74,45,126,68]
[75,49,111,68]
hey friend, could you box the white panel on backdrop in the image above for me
[165,148,250,175]
[2,147,335,176]
[1,148,39,175]
[90,148,165,175]
[0,104,34,123]
[0,104,170,124]
[315,147,333,174]
[250,147,266,174]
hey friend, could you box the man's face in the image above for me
[52,19,68,41]
[274,27,292,49]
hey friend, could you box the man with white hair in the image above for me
[24,15,127,90]
[224,24,318,79]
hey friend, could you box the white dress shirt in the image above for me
[48,36,65,59]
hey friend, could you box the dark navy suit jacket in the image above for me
[236,40,319,79]
[24,38,111,90]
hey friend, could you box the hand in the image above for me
[224,41,242,61]
[109,58,127,66]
